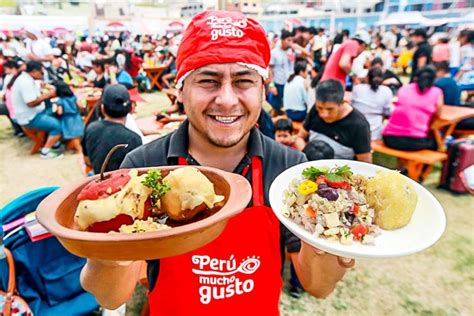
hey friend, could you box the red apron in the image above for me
[148,156,282,315]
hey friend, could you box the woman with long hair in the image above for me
[383,67,443,150]
[283,60,309,122]
[351,67,393,140]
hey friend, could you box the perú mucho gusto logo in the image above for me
[206,16,247,41]
[192,254,260,304]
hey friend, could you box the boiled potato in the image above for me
[365,170,417,230]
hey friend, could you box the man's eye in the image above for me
[235,79,254,86]
[198,79,218,85]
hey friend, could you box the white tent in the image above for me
[375,12,437,27]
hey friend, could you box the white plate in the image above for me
[269,160,446,259]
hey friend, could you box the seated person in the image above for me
[11,61,62,159]
[52,81,84,153]
[156,101,186,124]
[274,118,295,148]
[257,109,275,139]
[107,54,134,89]
[383,67,443,151]
[283,60,309,122]
[295,79,372,162]
[351,67,393,140]
[90,60,108,89]
[303,139,335,161]
[82,84,142,174]
[434,61,461,106]
[0,60,23,136]
[371,57,403,94]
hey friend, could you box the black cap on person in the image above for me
[101,84,131,118]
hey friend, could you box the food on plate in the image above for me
[74,167,225,233]
[161,167,225,221]
[365,170,417,230]
[75,169,157,232]
[283,165,380,245]
[118,218,171,233]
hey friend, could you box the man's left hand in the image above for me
[292,241,355,298]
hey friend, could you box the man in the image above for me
[410,28,432,82]
[321,30,371,86]
[82,84,142,174]
[312,27,328,68]
[268,29,295,115]
[0,60,23,136]
[295,79,372,162]
[382,26,398,52]
[434,61,461,106]
[11,61,62,159]
[81,11,353,315]
[23,28,54,81]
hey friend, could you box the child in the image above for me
[52,81,85,153]
[274,118,295,148]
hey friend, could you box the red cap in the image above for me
[175,10,270,89]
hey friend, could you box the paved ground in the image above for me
[1,91,473,316]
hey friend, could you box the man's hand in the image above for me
[291,241,354,298]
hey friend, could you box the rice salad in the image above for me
[282,165,381,245]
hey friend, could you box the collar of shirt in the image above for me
[167,120,264,174]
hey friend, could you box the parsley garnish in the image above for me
[302,166,328,181]
[302,165,352,183]
[142,170,171,201]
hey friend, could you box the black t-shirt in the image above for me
[82,120,142,174]
[411,41,432,82]
[120,121,307,291]
[303,107,371,155]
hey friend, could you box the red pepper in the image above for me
[352,203,360,216]
[351,224,368,240]
[315,175,327,185]
[326,180,352,190]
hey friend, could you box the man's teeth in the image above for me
[214,116,238,123]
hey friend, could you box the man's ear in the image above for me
[177,87,184,104]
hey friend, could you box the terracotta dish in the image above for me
[36,166,252,261]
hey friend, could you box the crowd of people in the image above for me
[0,12,473,309]
[265,25,473,163]
[0,28,181,160]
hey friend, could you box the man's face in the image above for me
[275,130,292,145]
[316,101,342,123]
[29,68,44,80]
[178,63,264,148]
[281,37,293,50]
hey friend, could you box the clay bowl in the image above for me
[36,166,252,261]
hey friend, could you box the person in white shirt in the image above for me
[284,60,309,122]
[24,28,54,67]
[351,67,393,140]
[12,61,62,159]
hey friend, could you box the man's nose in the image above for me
[215,81,238,108]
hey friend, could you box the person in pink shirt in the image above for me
[432,38,451,63]
[321,30,370,86]
[383,67,443,151]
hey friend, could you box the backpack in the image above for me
[0,187,99,316]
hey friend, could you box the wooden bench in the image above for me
[371,140,447,182]
[452,129,474,138]
[22,128,46,154]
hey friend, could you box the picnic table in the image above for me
[143,66,167,90]
[73,87,102,124]
[431,105,474,151]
